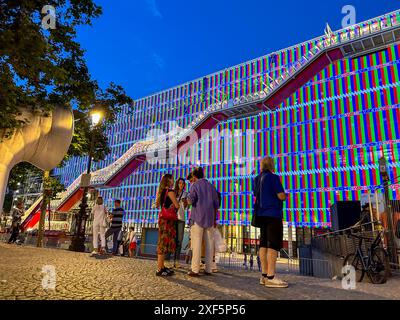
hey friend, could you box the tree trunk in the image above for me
[37,171,50,247]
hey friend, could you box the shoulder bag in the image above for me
[251,173,265,228]
[159,189,178,221]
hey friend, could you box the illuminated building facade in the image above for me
[54,11,400,250]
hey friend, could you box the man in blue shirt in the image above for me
[253,157,288,288]
[186,167,220,276]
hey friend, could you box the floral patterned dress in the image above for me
[157,189,176,255]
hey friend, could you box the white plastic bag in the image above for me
[213,228,227,253]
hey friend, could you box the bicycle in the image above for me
[343,229,390,284]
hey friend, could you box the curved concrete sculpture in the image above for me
[0,106,74,210]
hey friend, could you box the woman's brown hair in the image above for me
[174,178,186,194]
[155,174,173,207]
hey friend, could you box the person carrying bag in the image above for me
[252,157,288,288]
[251,172,266,228]
[160,190,178,221]
[155,174,180,277]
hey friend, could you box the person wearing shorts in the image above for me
[253,156,288,288]
[259,216,283,252]
[128,227,137,258]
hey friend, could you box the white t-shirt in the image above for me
[177,191,188,221]
[92,204,107,225]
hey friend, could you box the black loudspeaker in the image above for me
[330,201,361,231]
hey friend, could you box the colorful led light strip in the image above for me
[55,11,400,228]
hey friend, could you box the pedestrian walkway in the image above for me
[0,243,399,300]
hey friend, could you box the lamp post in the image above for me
[69,110,102,252]
[379,156,397,264]
[37,171,50,247]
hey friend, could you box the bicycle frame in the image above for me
[351,231,384,273]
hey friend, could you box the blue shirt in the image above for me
[253,171,285,219]
[187,179,220,228]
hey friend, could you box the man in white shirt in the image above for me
[91,196,108,255]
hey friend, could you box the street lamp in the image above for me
[69,110,103,252]
[91,111,102,126]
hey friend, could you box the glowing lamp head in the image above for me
[91,111,102,126]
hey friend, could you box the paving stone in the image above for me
[0,243,399,300]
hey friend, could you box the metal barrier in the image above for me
[312,222,385,257]
[294,258,332,278]
[312,231,376,259]
[306,221,394,279]
[215,252,258,271]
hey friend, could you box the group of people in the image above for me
[154,156,289,288]
[243,253,261,271]
[7,155,288,289]
[91,198,138,256]
[155,167,220,277]
[91,156,288,288]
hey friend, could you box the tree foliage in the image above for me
[65,109,111,164]
[43,173,65,201]
[0,0,133,138]
[1,1,134,211]
[7,162,42,191]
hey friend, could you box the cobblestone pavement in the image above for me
[1,243,399,300]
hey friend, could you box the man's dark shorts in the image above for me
[258,216,283,251]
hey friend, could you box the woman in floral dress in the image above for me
[155,174,180,276]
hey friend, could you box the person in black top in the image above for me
[155,174,180,276]
[105,199,125,255]
[8,202,24,244]
[165,177,188,268]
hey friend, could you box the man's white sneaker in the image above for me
[259,276,266,285]
[264,277,288,288]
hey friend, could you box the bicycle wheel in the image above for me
[367,247,390,284]
[343,253,364,282]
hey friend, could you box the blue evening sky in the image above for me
[76,0,399,100]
